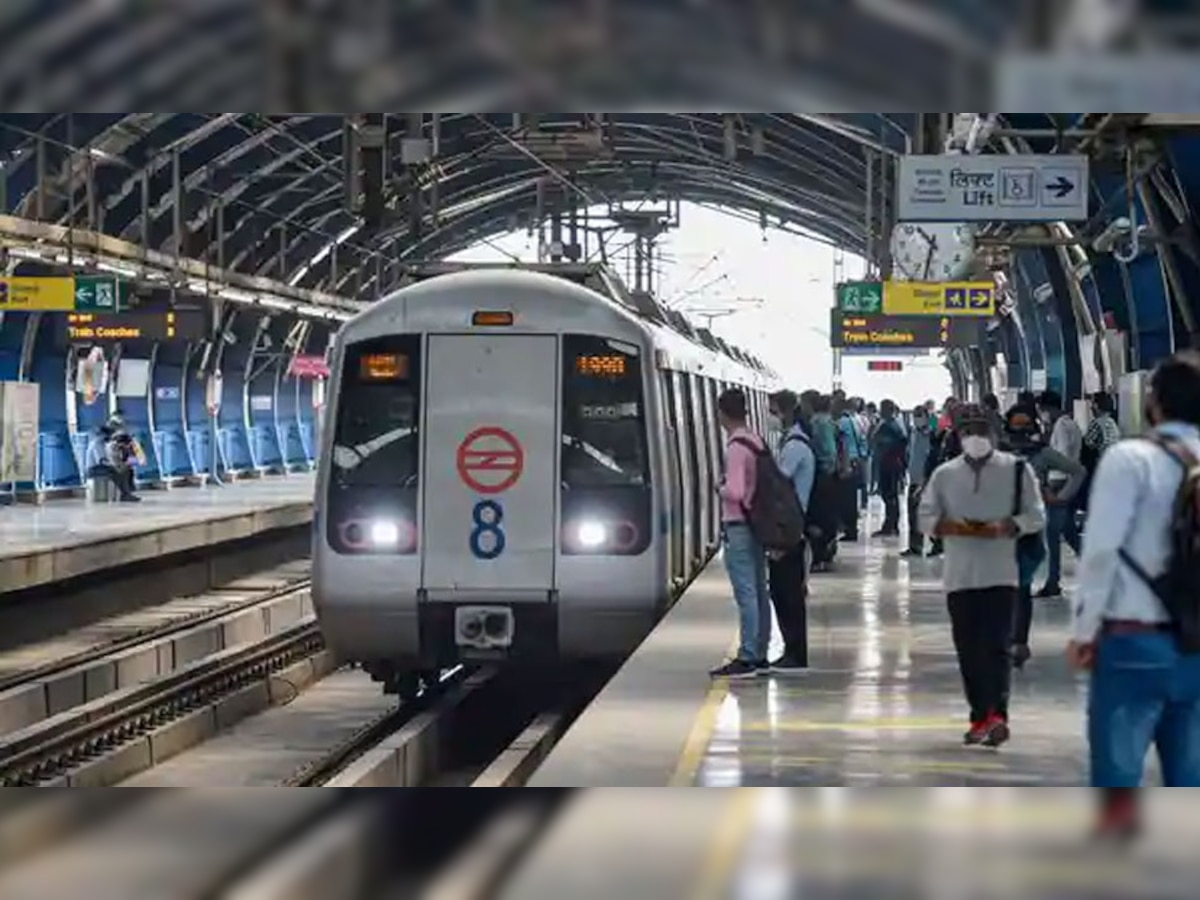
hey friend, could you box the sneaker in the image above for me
[709,659,760,680]
[981,715,1010,748]
[963,720,989,745]
[1093,792,1141,843]
[764,655,808,675]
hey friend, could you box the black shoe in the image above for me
[981,717,1010,748]
[710,659,760,680]
[840,533,859,542]
[899,548,923,558]
[764,655,807,675]
[1035,584,1062,599]
[927,546,943,558]
[119,494,141,502]
[1012,644,1031,670]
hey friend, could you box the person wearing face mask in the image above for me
[918,404,1046,748]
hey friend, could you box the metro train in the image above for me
[312,265,779,696]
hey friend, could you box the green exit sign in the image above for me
[836,281,883,314]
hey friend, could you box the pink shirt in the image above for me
[719,428,762,523]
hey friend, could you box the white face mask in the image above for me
[961,436,993,460]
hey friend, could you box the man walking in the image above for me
[1068,351,1200,836]
[901,404,934,558]
[919,404,1046,747]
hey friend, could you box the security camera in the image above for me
[1092,217,1133,254]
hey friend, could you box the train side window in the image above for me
[330,335,421,488]
[326,334,421,554]
[560,335,650,488]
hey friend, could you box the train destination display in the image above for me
[829,310,981,349]
[61,309,206,343]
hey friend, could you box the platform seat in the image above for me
[299,420,316,467]
[34,430,84,499]
[153,428,197,484]
[127,427,163,489]
[187,427,214,478]
[249,423,285,474]
[277,422,309,471]
[70,431,92,477]
[218,426,256,478]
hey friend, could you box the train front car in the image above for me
[312,269,666,696]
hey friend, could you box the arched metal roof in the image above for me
[0,112,922,301]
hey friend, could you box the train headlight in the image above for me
[370,520,401,548]
[576,521,608,549]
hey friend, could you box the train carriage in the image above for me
[312,266,777,696]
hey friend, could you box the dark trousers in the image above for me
[768,545,809,664]
[948,587,1017,723]
[906,483,924,552]
[838,470,860,538]
[878,468,902,532]
[89,463,135,498]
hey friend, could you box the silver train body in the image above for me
[312,266,777,689]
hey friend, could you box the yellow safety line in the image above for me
[670,637,739,786]
[688,788,762,900]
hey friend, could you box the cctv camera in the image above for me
[1092,217,1133,254]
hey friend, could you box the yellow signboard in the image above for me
[882,281,995,317]
[0,277,76,311]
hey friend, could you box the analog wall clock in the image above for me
[890,222,977,281]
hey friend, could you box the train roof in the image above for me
[388,261,776,381]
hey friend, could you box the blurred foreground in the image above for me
[2,789,1198,899]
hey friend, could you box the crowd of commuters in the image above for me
[711,350,1200,837]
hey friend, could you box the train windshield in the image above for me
[561,335,649,489]
[330,335,421,488]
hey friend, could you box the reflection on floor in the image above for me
[718,789,1198,899]
[691,511,1104,787]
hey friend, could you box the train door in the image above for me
[673,371,697,574]
[421,333,558,596]
[661,371,685,585]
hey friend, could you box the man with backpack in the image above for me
[766,390,816,672]
[1068,351,1200,835]
[710,388,807,680]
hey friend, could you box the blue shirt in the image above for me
[1072,421,1200,642]
[808,414,838,474]
[837,414,865,464]
[907,424,933,485]
[776,425,816,513]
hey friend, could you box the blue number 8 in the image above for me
[469,499,506,560]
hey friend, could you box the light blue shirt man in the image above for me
[777,424,816,514]
[1072,421,1200,642]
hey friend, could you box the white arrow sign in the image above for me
[896,154,1090,223]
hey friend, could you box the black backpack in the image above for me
[732,436,807,552]
[1118,435,1200,652]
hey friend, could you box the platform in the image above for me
[530,506,1094,788]
[500,790,1200,899]
[0,475,314,594]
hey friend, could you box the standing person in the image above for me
[1007,422,1085,669]
[871,400,908,538]
[711,388,771,679]
[1068,351,1200,835]
[919,404,1046,747]
[835,398,866,541]
[923,399,963,558]
[982,393,1007,443]
[1035,391,1084,598]
[766,390,815,672]
[862,400,880,508]
[901,405,934,558]
[1079,392,1121,514]
[807,394,838,477]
